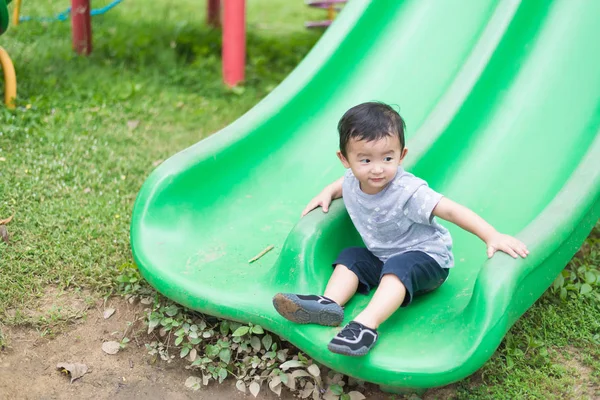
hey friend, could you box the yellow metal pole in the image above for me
[327,4,335,21]
[0,47,17,109]
[12,0,22,26]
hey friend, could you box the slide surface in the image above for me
[0,0,10,35]
[131,0,600,389]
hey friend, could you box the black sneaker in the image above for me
[272,293,344,326]
[327,321,378,356]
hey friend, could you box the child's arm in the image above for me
[433,197,529,259]
[301,177,344,217]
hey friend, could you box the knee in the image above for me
[380,273,406,289]
[333,263,352,273]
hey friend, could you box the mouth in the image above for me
[370,177,385,183]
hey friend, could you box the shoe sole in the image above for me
[272,293,343,327]
[327,342,370,357]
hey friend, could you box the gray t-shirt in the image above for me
[342,167,454,268]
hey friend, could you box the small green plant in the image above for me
[500,332,551,369]
[115,262,154,298]
[133,284,368,398]
[119,337,131,350]
[0,327,6,350]
[322,371,366,400]
[551,236,600,301]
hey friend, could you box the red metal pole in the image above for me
[222,0,245,87]
[71,0,92,55]
[207,0,221,27]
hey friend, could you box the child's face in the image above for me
[337,135,408,195]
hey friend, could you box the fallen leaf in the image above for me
[348,391,367,400]
[307,364,320,377]
[56,362,89,383]
[249,381,260,398]
[300,384,314,399]
[280,360,304,371]
[0,226,8,244]
[127,120,140,130]
[0,215,13,225]
[269,377,282,396]
[0,157,6,162]
[184,376,202,391]
[152,159,163,167]
[284,373,296,390]
[103,308,115,319]
[312,387,321,400]
[235,380,246,393]
[291,369,311,379]
[140,297,152,305]
[188,348,197,362]
[83,187,91,194]
[101,341,120,355]
[269,376,281,388]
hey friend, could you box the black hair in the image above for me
[337,102,406,157]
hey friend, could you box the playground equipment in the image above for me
[0,0,16,109]
[11,0,122,55]
[131,0,599,392]
[12,0,122,25]
[305,0,347,28]
[11,0,246,87]
[0,0,10,35]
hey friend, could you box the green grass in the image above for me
[1,1,599,398]
[0,0,322,312]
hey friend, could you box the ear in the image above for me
[337,151,351,168]
[399,147,408,164]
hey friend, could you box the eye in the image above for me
[360,159,370,164]
[384,157,393,162]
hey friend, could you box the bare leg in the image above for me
[353,274,406,329]
[323,264,359,306]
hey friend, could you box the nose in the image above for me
[372,164,384,174]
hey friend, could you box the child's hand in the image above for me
[486,233,529,259]
[301,177,344,217]
[301,190,334,217]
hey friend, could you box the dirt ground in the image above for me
[0,292,456,400]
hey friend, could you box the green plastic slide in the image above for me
[0,0,11,36]
[131,0,600,390]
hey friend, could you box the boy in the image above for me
[273,102,529,357]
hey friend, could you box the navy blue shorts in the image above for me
[333,247,449,307]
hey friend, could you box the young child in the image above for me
[273,102,529,357]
